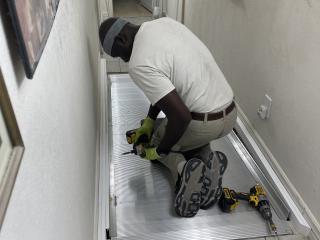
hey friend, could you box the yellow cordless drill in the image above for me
[218,184,277,235]
[249,184,277,234]
[122,129,146,156]
[122,125,151,157]
[125,128,149,145]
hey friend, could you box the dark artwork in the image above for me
[7,0,60,79]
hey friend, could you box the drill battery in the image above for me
[218,188,240,212]
[125,118,151,145]
[126,129,137,144]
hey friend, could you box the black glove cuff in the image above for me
[156,148,169,156]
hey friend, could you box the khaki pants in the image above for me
[151,107,237,183]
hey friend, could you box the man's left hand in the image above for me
[141,147,161,161]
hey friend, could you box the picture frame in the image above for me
[6,0,60,79]
[0,69,24,229]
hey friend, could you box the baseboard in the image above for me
[235,105,320,239]
[93,58,109,240]
[95,1,112,239]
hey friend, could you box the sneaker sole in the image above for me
[174,158,206,217]
[200,151,228,210]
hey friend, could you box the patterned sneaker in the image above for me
[200,151,228,209]
[174,158,206,217]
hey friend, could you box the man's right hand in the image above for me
[134,116,155,144]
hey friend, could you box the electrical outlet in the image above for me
[258,94,272,120]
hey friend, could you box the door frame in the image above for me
[0,69,24,230]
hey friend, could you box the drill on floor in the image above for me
[218,184,277,235]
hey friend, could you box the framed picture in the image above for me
[0,69,24,229]
[7,0,60,79]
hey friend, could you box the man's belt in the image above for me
[191,101,236,121]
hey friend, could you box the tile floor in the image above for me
[113,0,152,17]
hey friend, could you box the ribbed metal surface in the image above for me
[108,74,292,240]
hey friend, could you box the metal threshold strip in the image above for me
[106,74,305,240]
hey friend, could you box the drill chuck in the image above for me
[259,202,272,220]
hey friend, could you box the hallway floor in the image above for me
[113,0,152,17]
[106,74,301,240]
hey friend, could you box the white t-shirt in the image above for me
[129,17,234,113]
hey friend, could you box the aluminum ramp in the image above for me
[107,74,293,240]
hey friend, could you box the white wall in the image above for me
[182,0,320,223]
[0,0,100,239]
